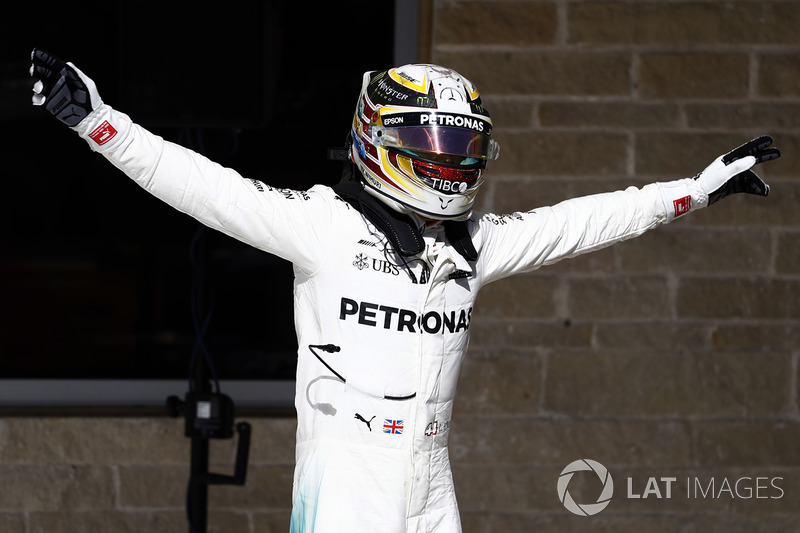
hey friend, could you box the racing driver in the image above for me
[30,49,780,532]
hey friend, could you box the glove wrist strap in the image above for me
[657,178,708,223]
[74,104,132,153]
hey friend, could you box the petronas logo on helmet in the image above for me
[419,113,486,132]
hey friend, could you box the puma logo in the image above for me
[355,413,376,431]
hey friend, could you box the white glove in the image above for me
[658,136,781,222]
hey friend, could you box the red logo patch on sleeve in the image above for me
[88,120,118,146]
[673,195,692,218]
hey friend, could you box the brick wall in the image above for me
[0,417,296,532]
[435,0,800,531]
[2,1,799,532]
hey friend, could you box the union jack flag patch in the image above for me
[383,419,404,435]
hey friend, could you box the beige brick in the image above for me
[0,514,25,533]
[450,419,691,467]
[464,511,800,533]
[475,275,556,318]
[209,418,296,466]
[677,278,800,320]
[0,465,114,511]
[490,178,636,215]
[694,421,800,467]
[569,2,800,46]
[210,465,294,510]
[710,324,800,352]
[682,180,800,227]
[482,99,535,128]
[119,462,290,512]
[638,53,749,99]
[685,102,800,131]
[0,418,186,465]
[452,464,559,512]
[454,348,544,415]
[775,231,800,275]
[539,101,680,129]
[208,511,253,533]
[490,131,629,176]
[567,276,670,320]
[461,513,697,533]
[29,511,185,533]
[674,514,800,533]
[635,132,768,177]
[759,53,800,98]
[544,350,792,418]
[758,133,800,178]
[118,465,185,509]
[252,511,292,533]
[614,227,772,275]
[436,1,557,45]
[434,51,631,96]
[469,319,592,349]
[593,322,710,351]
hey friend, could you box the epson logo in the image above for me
[420,113,486,132]
[383,116,405,126]
[339,297,472,334]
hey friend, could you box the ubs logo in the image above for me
[352,254,400,276]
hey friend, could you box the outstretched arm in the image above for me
[475,136,781,284]
[30,49,335,273]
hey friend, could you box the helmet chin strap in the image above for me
[333,180,425,256]
[332,180,478,262]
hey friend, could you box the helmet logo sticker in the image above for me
[439,87,463,102]
[440,197,455,210]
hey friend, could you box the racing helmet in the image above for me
[350,64,500,220]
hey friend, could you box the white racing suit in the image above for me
[73,104,706,532]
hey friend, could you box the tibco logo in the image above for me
[557,459,614,516]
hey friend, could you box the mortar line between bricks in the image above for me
[555,0,568,46]
[486,174,800,185]
[435,43,800,53]
[493,125,800,133]
[538,350,551,417]
[457,510,800,519]
[111,465,121,511]
[459,508,800,516]
[452,413,800,424]
[453,463,800,472]
[749,51,760,99]
[768,227,779,277]
[789,352,800,421]
[485,94,800,104]
[475,317,800,325]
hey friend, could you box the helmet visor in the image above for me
[374,125,500,163]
